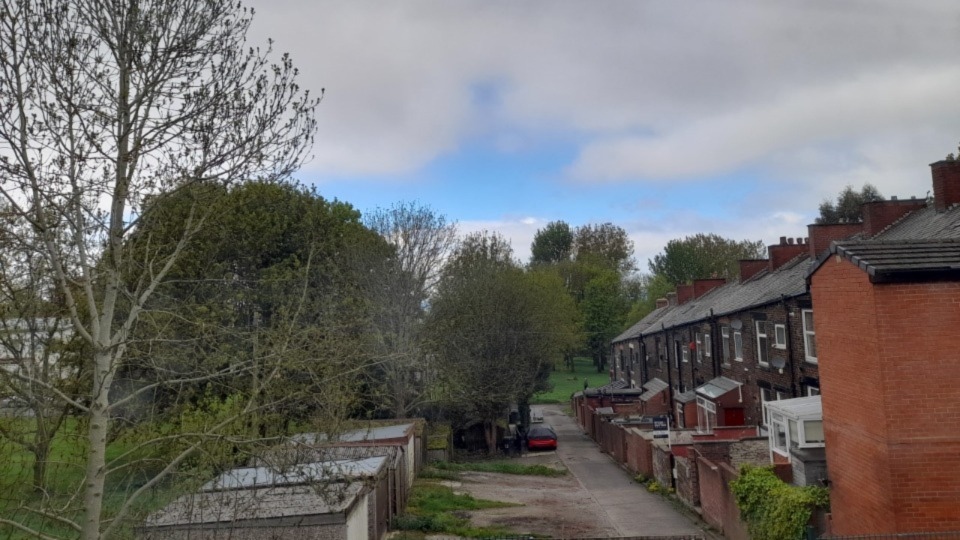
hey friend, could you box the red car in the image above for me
[526,424,558,451]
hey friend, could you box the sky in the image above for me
[245,0,960,269]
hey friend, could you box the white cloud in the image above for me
[567,66,960,181]
[246,0,960,179]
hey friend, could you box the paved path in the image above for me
[542,405,711,538]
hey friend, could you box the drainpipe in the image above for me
[709,308,720,378]
[663,322,673,393]
[781,294,798,397]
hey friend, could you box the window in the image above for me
[721,327,731,364]
[676,402,685,428]
[696,396,717,433]
[704,332,711,358]
[733,330,743,361]
[774,324,787,349]
[802,310,817,363]
[682,344,689,363]
[695,333,703,362]
[755,320,769,366]
[807,385,820,397]
[760,387,785,426]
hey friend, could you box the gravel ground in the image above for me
[452,453,622,538]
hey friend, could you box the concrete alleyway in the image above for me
[541,405,716,538]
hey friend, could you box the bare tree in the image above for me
[363,202,457,417]
[0,217,80,494]
[0,0,317,537]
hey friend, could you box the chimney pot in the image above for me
[787,238,795,245]
[779,236,787,245]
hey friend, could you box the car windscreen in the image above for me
[527,426,556,439]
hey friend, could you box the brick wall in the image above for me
[675,454,700,509]
[729,438,770,468]
[652,443,674,489]
[811,256,960,534]
[698,457,750,540]
[625,429,655,477]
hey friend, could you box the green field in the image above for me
[532,356,611,404]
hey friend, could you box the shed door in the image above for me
[723,407,745,426]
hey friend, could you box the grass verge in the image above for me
[427,460,566,478]
[393,480,519,538]
[532,356,609,404]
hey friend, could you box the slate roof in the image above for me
[830,239,960,282]
[638,378,669,402]
[674,389,697,404]
[613,255,810,344]
[875,204,960,240]
[807,203,960,281]
[696,376,742,400]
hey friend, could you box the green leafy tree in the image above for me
[625,273,675,324]
[581,268,631,372]
[425,232,579,452]
[0,0,317,535]
[648,233,766,286]
[573,223,636,273]
[815,183,884,224]
[530,221,573,265]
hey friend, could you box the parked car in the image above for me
[526,424,557,451]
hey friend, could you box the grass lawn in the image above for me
[424,460,566,478]
[0,417,193,539]
[532,356,610,404]
[392,479,519,538]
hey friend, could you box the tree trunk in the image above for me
[32,439,50,493]
[483,421,497,455]
[81,352,112,540]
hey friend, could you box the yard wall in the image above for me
[697,457,750,540]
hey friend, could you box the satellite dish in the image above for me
[731,319,743,330]
[771,358,786,370]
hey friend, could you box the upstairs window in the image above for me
[721,327,731,364]
[704,332,711,358]
[734,330,743,361]
[756,320,770,366]
[695,333,703,362]
[802,310,817,363]
[774,324,787,349]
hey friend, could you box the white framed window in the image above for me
[695,333,703,362]
[774,324,787,349]
[806,385,820,397]
[767,411,825,458]
[755,320,769,366]
[676,402,685,428]
[733,330,743,361]
[760,387,785,426]
[704,332,711,358]
[682,344,689,363]
[721,327,731,364]
[696,396,717,433]
[802,310,817,363]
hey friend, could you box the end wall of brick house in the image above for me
[811,256,960,534]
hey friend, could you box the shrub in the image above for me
[729,465,830,540]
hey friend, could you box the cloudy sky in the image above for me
[246,0,960,268]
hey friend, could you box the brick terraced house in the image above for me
[602,157,960,536]
[806,159,960,534]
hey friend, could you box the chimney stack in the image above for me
[768,236,808,271]
[676,284,695,305]
[807,223,863,259]
[693,278,726,298]
[739,259,768,281]
[655,298,669,309]
[930,160,960,212]
[861,199,926,237]
[666,292,678,307]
